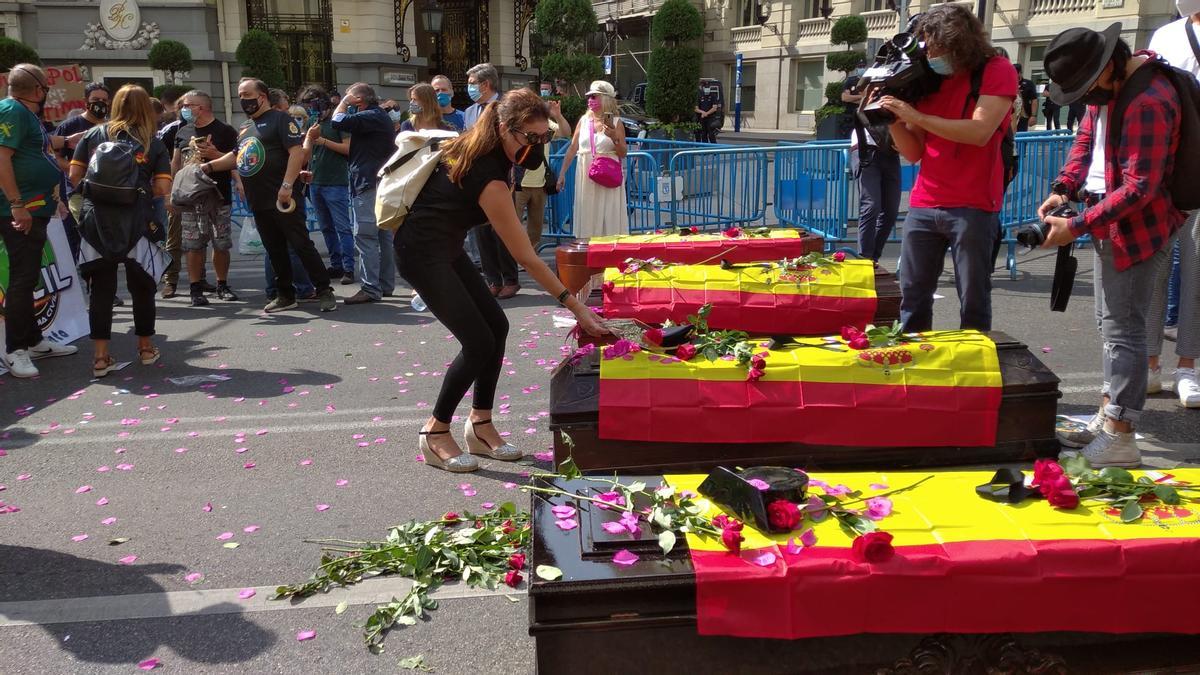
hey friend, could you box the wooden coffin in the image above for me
[529,476,1200,675]
[548,332,1061,474]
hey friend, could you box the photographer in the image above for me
[877,4,1016,332]
[1038,24,1185,467]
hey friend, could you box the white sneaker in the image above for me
[1147,366,1163,394]
[1057,410,1104,448]
[4,350,39,378]
[1071,427,1141,468]
[29,339,77,360]
[1164,325,1178,342]
[1176,367,1200,408]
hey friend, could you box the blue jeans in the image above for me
[898,206,998,332]
[264,248,315,298]
[1166,239,1181,327]
[352,187,395,299]
[311,184,354,274]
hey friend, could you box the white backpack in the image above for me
[375,129,458,231]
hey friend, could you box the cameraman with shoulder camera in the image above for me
[1037,24,1185,467]
[876,4,1016,333]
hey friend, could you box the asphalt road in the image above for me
[1,241,1197,674]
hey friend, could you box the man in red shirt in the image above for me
[1039,24,1185,467]
[877,4,1017,333]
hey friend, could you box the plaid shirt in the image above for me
[1055,56,1185,271]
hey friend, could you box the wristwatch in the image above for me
[280,181,293,190]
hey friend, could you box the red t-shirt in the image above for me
[909,55,1017,213]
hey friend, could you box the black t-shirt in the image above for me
[72,125,171,189]
[157,119,184,156]
[54,115,99,159]
[176,118,238,204]
[1018,78,1037,117]
[236,109,303,211]
[399,145,513,260]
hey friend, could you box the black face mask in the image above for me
[19,88,46,118]
[240,97,261,116]
[1079,85,1115,106]
[516,143,544,171]
[88,101,109,119]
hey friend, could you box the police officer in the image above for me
[695,80,723,143]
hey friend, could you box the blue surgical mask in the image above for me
[179,107,195,124]
[389,109,405,123]
[467,84,482,102]
[436,92,452,107]
[540,89,552,98]
[927,55,954,77]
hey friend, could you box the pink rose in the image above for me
[750,353,768,370]
[767,500,802,531]
[674,343,697,361]
[851,531,895,563]
[442,512,460,523]
[721,527,745,553]
[840,325,862,341]
[848,335,871,350]
[508,553,526,570]
[644,328,665,346]
[504,569,523,588]
[833,251,846,262]
[746,367,765,382]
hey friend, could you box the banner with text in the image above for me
[0,64,87,125]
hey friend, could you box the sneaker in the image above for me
[1164,325,1178,342]
[344,290,377,305]
[1067,426,1141,468]
[190,292,210,307]
[4,350,38,378]
[1176,367,1200,408]
[264,296,297,313]
[200,279,217,293]
[29,339,77,360]
[216,283,239,301]
[340,273,355,285]
[318,288,338,312]
[161,283,177,299]
[1148,366,1163,394]
[1056,411,1104,448]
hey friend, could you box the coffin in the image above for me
[548,331,1060,474]
[529,475,1200,675]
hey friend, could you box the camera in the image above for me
[853,21,945,126]
[1016,204,1078,248]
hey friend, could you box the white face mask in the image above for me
[1179,0,1200,14]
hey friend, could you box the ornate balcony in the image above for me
[1028,0,1096,17]
[863,9,899,36]
[730,24,763,49]
[797,17,832,40]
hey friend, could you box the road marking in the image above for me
[0,577,518,628]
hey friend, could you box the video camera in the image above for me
[853,16,945,126]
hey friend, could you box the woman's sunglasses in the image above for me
[510,129,554,145]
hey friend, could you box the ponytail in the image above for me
[440,88,549,185]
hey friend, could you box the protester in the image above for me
[269,89,290,113]
[158,88,181,127]
[1043,89,1061,130]
[69,85,169,377]
[1039,24,1185,465]
[1014,63,1039,132]
[877,4,1016,333]
[173,90,239,307]
[299,84,354,285]
[331,82,396,305]
[53,82,110,259]
[466,63,519,297]
[514,98,571,248]
[158,113,192,298]
[401,83,457,132]
[432,75,465,131]
[1144,1,1200,408]
[200,77,335,313]
[0,63,77,378]
[558,80,630,239]
[395,88,608,472]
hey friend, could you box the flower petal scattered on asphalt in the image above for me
[138,658,160,670]
[238,588,256,599]
[243,525,260,533]
[71,534,88,542]
[612,549,639,566]
[95,497,109,506]
[185,572,203,583]
[296,630,316,641]
[216,532,234,540]
[315,504,330,512]
[101,517,117,525]
[118,555,138,565]
[75,485,92,494]
[202,502,213,512]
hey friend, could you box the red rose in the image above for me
[644,328,665,345]
[674,343,697,361]
[501,519,515,534]
[767,500,802,531]
[442,512,460,523]
[504,569,523,588]
[721,527,745,553]
[602,281,615,293]
[750,354,767,370]
[688,226,699,234]
[851,531,895,563]
[723,227,742,238]
[1038,474,1072,500]
[840,325,862,341]
[508,553,526,570]
[833,251,846,262]
[1043,476,1080,509]
[849,335,871,350]
[1032,459,1065,489]
[746,367,765,382]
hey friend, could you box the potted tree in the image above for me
[148,39,193,85]
[533,0,603,130]
[235,29,286,89]
[645,0,703,141]
[815,15,867,140]
[0,37,40,71]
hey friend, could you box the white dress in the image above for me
[573,113,630,239]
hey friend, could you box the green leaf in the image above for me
[398,654,433,671]
[334,600,349,615]
[1153,485,1182,505]
[626,481,647,494]
[1099,467,1135,484]
[1120,501,1144,523]
[657,530,677,555]
[1059,454,1092,477]
[556,455,581,480]
[535,564,563,581]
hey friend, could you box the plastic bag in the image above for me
[237,216,264,256]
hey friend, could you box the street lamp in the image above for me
[421,0,444,33]
[605,16,618,39]
[757,1,771,25]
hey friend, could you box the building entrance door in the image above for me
[428,0,489,107]
[246,0,334,93]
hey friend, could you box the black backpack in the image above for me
[78,127,157,262]
[1108,56,1200,212]
[964,64,1018,193]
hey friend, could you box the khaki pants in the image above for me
[514,187,546,248]
[164,207,183,285]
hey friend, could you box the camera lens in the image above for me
[1016,222,1050,248]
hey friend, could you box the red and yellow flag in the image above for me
[599,330,1002,446]
[586,230,819,268]
[664,470,1200,639]
[602,259,878,335]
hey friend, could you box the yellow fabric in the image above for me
[604,259,877,301]
[601,329,1002,388]
[590,230,804,245]
[665,469,1200,552]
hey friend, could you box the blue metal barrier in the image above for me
[542,145,663,242]
[230,194,324,238]
[999,131,1076,278]
[663,146,768,230]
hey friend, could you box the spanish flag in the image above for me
[665,470,1200,639]
[586,230,820,268]
[599,330,1002,447]
[603,259,878,335]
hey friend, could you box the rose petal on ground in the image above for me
[243,525,260,533]
[202,502,213,512]
[503,482,517,489]
[118,555,138,565]
[296,630,316,641]
[335,479,348,487]
[243,462,255,469]
[185,572,203,583]
[138,658,160,670]
[216,532,234,540]
[481,502,495,509]
[95,497,109,506]
[71,534,88,542]
[611,549,639,566]
[238,588,256,599]
[16,474,30,481]
[75,485,92,494]
[316,504,330,512]
[300,459,313,466]
[101,517,117,525]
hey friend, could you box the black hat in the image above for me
[1045,22,1122,106]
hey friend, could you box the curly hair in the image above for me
[918,4,996,75]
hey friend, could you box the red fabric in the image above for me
[910,55,1017,213]
[599,379,1000,446]
[602,286,878,336]
[586,237,815,268]
[692,538,1200,638]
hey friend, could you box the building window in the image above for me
[737,0,761,26]
[801,0,825,19]
[791,59,824,112]
[729,62,756,112]
[865,0,888,10]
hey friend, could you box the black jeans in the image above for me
[1,216,49,353]
[477,224,518,287]
[88,260,157,340]
[399,247,509,423]
[852,148,901,262]
[253,205,331,298]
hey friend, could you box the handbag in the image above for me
[586,119,623,189]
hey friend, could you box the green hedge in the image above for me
[651,0,704,44]
[826,50,866,75]
[148,40,192,83]
[645,44,702,123]
[0,38,40,72]
[540,53,602,92]
[236,29,285,89]
[830,16,867,47]
[558,95,587,130]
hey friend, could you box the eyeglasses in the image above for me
[511,129,553,145]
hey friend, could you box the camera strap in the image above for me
[851,113,873,178]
